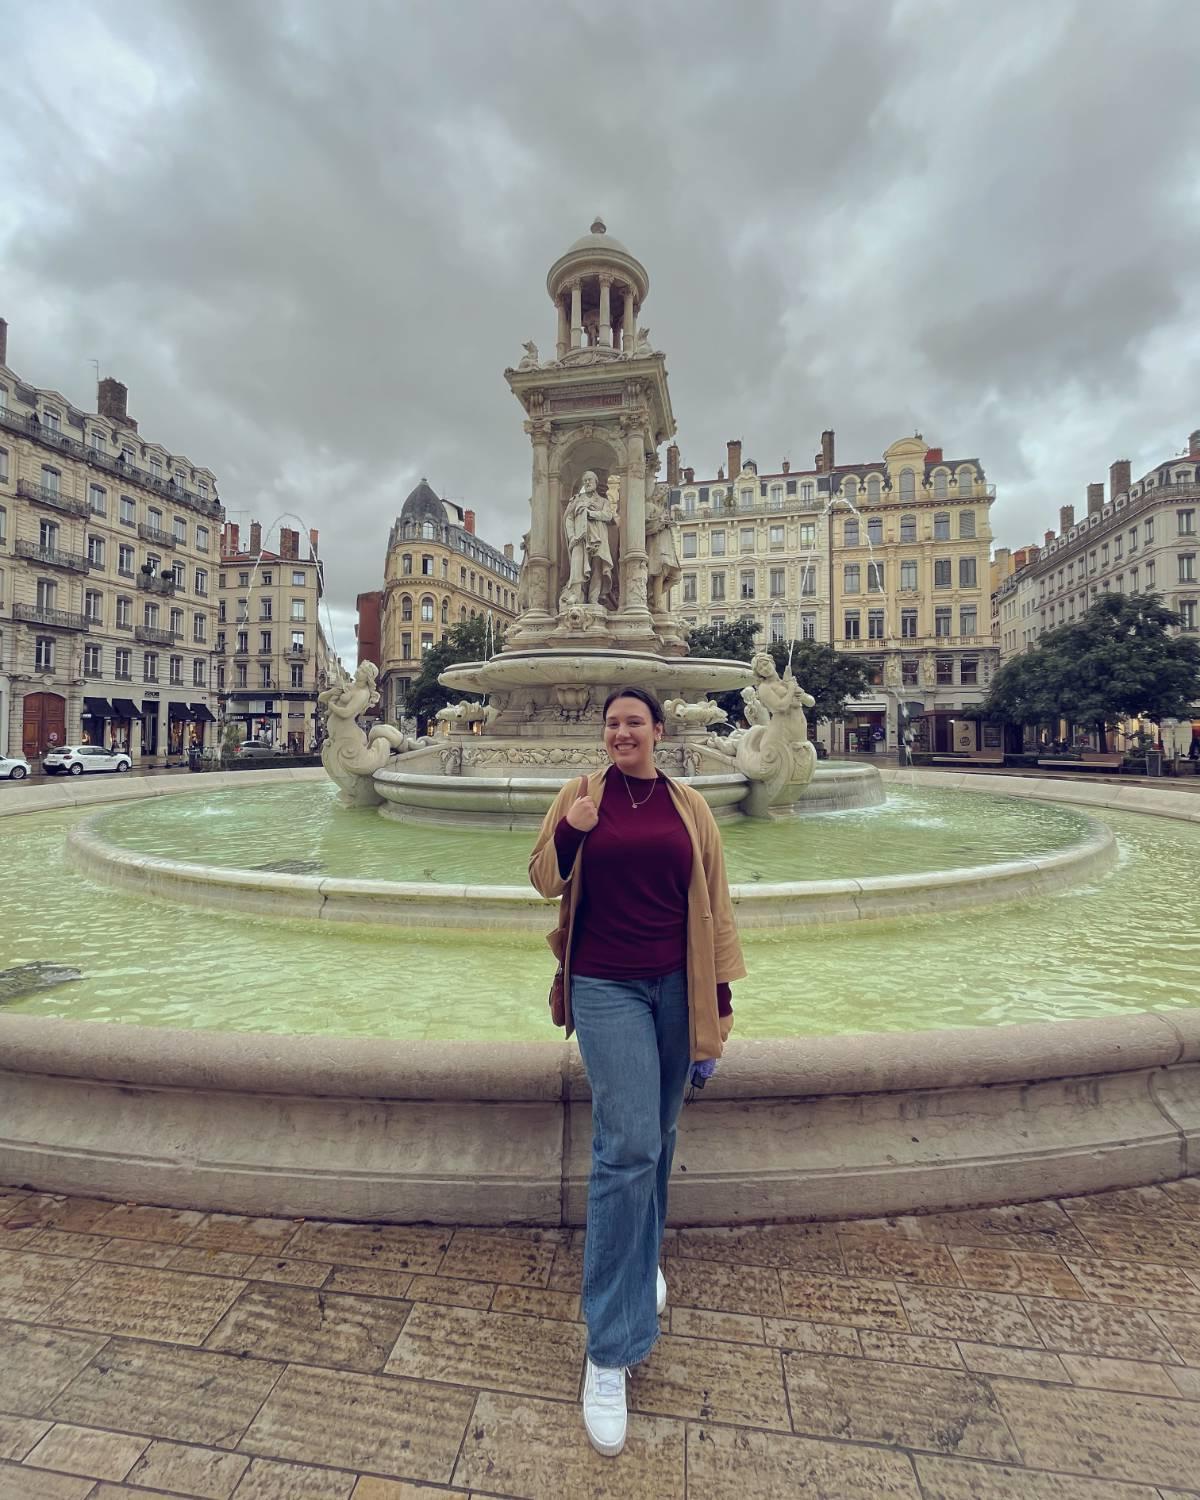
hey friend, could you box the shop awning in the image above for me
[168,702,191,721]
[111,699,144,720]
[83,697,114,717]
[189,703,216,722]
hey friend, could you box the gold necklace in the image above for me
[621,770,657,809]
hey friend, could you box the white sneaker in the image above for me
[582,1357,627,1456]
[656,1266,667,1316]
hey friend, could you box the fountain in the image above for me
[1,222,1199,1227]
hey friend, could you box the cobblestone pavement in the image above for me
[2,1181,1200,1497]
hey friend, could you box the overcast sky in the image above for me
[4,0,1199,661]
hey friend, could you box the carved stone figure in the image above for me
[885,655,902,688]
[921,655,937,688]
[632,326,653,356]
[645,485,681,612]
[515,531,531,613]
[518,340,539,369]
[435,700,498,727]
[318,662,429,804]
[560,470,617,609]
[663,696,728,729]
[730,652,819,816]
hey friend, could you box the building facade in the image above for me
[668,429,997,753]
[215,521,334,752]
[0,318,223,762]
[374,479,519,720]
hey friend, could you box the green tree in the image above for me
[407,615,507,724]
[685,617,760,721]
[765,640,871,724]
[984,592,1200,750]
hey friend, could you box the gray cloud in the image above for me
[3,0,1198,655]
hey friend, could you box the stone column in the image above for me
[598,275,613,347]
[614,418,652,637]
[515,421,556,637]
[623,288,636,350]
[569,281,582,350]
[556,297,569,360]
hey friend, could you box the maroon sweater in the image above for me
[553,766,732,1014]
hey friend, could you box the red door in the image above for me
[22,692,67,757]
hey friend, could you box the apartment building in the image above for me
[0,318,222,761]
[668,429,997,753]
[216,521,335,752]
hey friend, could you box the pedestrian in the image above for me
[528,686,745,1457]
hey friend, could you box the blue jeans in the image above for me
[570,968,691,1368]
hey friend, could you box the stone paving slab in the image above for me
[5,1178,1200,1495]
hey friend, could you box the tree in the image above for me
[407,615,506,724]
[685,617,760,721]
[984,592,1200,750]
[765,640,871,724]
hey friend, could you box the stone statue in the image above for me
[663,697,728,729]
[633,327,653,356]
[560,470,617,609]
[518,341,539,369]
[515,530,531,614]
[645,485,681,612]
[727,652,819,816]
[921,655,937,689]
[435,700,498,727]
[318,662,429,805]
[885,655,901,688]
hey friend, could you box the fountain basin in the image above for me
[439,646,753,697]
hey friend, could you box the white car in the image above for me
[0,753,31,780]
[42,744,132,776]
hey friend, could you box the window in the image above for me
[901,608,918,638]
[843,563,860,594]
[235,663,247,688]
[710,572,726,602]
[84,589,102,623]
[800,565,816,596]
[898,468,915,502]
[115,647,131,680]
[740,527,755,553]
[710,531,726,557]
[401,632,412,659]
[43,408,60,432]
[41,465,60,495]
[1180,510,1196,536]
[1145,518,1154,544]
[260,664,272,689]
[87,535,105,568]
[801,482,814,502]
[900,559,917,591]
[118,544,134,576]
[195,568,207,596]
[420,596,434,622]
[143,602,160,631]
[169,656,183,685]
[960,606,977,636]
[678,574,696,604]
[799,522,815,549]
[420,632,433,653]
[422,555,434,576]
[844,519,859,547]
[770,614,785,643]
[959,556,977,588]
[739,488,753,510]
[292,569,305,585]
[167,606,182,637]
[801,611,816,640]
[868,609,885,640]
[0,448,7,483]
[935,606,952,637]
[84,643,102,677]
[441,598,449,624]
[402,554,413,575]
[867,475,881,502]
[1114,536,1122,561]
[681,533,697,559]
[291,599,305,620]
[171,562,185,589]
[843,479,857,504]
[120,495,135,526]
[153,511,166,535]
[400,595,414,622]
[1180,555,1196,583]
[1101,543,1110,568]
[143,652,158,682]
[1129,527,1138,552]
[1147,560,1155,587]
[149,457,162,479]
[89,484,106,516]
[867,517,882,547]
[193,659,206,687]
[957,468,974,495]
[933,471,948,499]
[196,525,209,552]
[770,485,783,508]
[116,596,131,628]
[960,658,979,686]
[769,567,785,598]
[936,656,954,685]
[867,561,884,592]
[902,658,919,686]
[934,559,951,588]
[35,636,55,671]
[843,610,860,640]
[291,662,305,688]
[259,596,273,620]
[739,570,755,600]
[933,513,950,541]
[291,629,305,650]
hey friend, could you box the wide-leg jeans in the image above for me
[570,968,691,1368]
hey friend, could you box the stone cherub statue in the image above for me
[560,470,617,609]
[705,652,818,816]
[645,484,681,613]
[318,661,429,805]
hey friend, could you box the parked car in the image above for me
[236,739,284,758]
[0,753,31,780]
[42,745,132,776]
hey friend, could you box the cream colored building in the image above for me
[669,429,998,753]
[0,318,222,763]
[376,479,519,720]
[215,520,334,752]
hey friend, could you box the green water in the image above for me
[87,780,1091,884]
[1,785,1198,1038]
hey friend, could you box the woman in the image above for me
[528,686,745,1457]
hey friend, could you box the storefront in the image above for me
[110,698,143,754]
[139,698,159,757]
[843,709,887,754]
[168,702,190,757]
[188,702,215,748]
[82,697,114,747]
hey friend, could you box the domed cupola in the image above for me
[399,478,447,531]
[545,218,650,360]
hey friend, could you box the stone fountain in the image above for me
[322,220,882,826]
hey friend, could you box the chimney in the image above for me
[97,377,133,427]
[308,527,319,559]
[1109,459,1131,502]
[683,466,694,484]
[249,521,262,556]
[0,318,7,366]
[727,439,742,480]
[226,522,240,555]
[503,542,514,561]
[464,509,476,535]
[1087,483,1105,515]
[666,443,680,487]
[821,429,835,474]
[814,451,824,473]
[717,467,724,482]
[1044,530,1055,547]
[925,446,942,464]
[781,459,790,474]
[1190,429,1200,458]
[280,528,299,560]
[1059,505,1074,533]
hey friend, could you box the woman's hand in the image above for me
[565,793,599,832]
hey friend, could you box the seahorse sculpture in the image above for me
[706,653,817,817]
[318,662,429,805]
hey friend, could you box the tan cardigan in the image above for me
[528,769,747,1062]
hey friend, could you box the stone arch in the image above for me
[553,431,626,610]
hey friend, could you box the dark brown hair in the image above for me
[602,687,665,725]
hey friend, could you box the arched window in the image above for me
[421,520,435,539]
[440,598,449,624]
[402,554,412,575]
[933,470,948,499]
[898,469,915,502]
[420,596,434,622]
[842,478,857,503]
[460,605,467,621]
[957,467,974,495]
[400,594,413,621]
[867,475,881,502]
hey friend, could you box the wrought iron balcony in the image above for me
[137,571,177,596]
[135,625,177,647]
[14,539,91,573]
[286,647,310,660]
[137,523,177,549]
[16,478,89,519]
[13,602,89,631]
